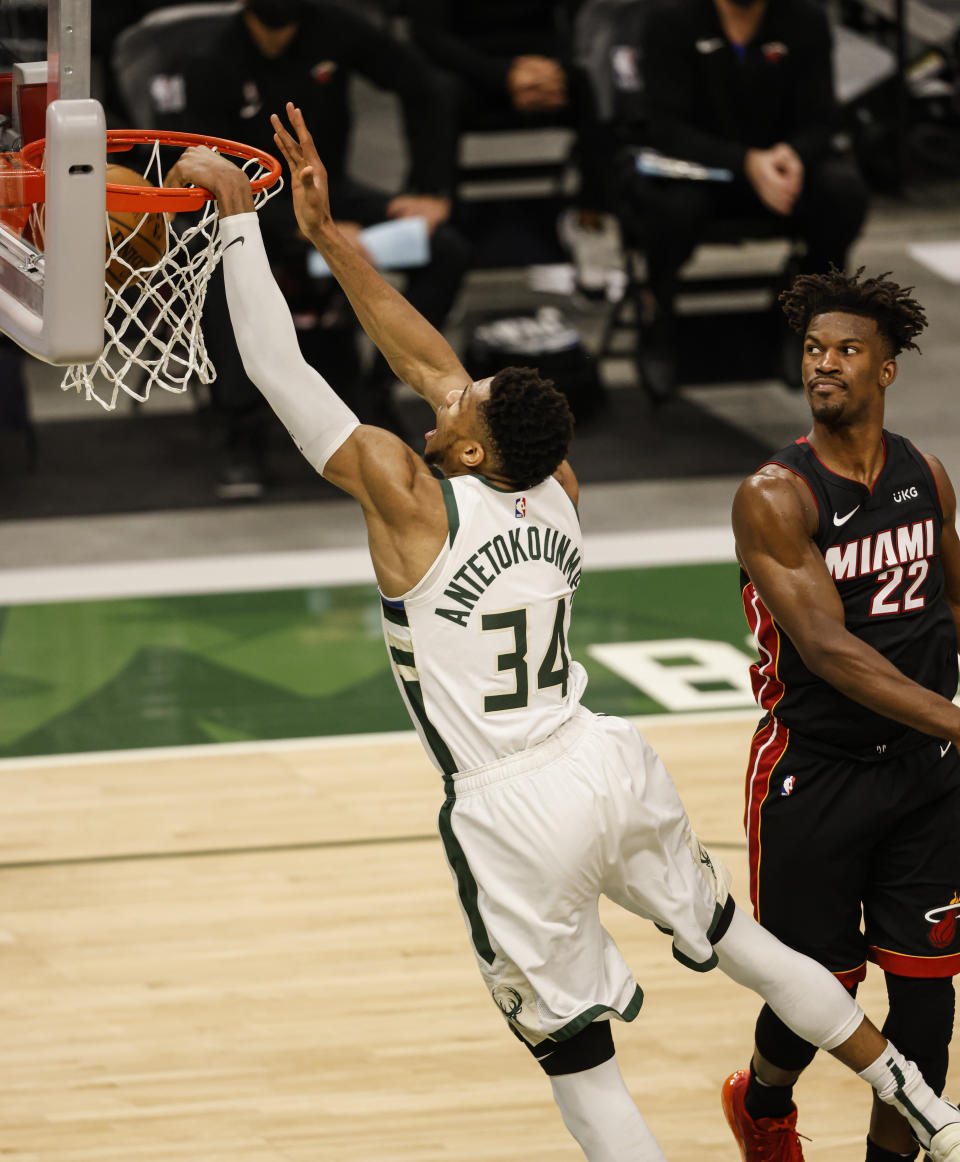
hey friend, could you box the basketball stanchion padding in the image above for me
[19,129,283,410]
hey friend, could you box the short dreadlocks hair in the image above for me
[779,267,927,356]
[480,366,574,490]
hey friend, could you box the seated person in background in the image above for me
[93,1,185,125]
[406,0,614,249]
[154,0,469,498]
[622,0,869,398]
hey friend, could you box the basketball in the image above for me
[105,163,168,293]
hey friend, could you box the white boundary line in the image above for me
[0,527,736,605]
[0,707,761,770]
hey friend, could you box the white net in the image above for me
[60,139,281,411]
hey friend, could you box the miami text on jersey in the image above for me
[824,519,935,581]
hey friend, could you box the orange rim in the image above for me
[19,129,283,212]
[0,151,44,206]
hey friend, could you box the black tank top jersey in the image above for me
[740,431,959,756]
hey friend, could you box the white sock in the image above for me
[714,905,863,1049]
[859,1042,960,1149]
[549,1055,668,1162]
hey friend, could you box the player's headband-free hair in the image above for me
[246,0,305,27]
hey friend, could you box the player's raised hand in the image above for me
[270,102,332,241]
[166,145,253,216]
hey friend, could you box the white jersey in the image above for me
[380,472,588,777]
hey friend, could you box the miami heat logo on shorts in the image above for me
[925,891,960,949]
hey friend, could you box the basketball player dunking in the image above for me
[167,113,960,1162]
[724,270,960,1162]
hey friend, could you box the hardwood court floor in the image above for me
[0,716,954,1162]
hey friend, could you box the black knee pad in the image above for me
[882,974,955,1095]
[512,1019,616,1077]
[755,1004,821,1073]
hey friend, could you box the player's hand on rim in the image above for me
[167,145,238,190]
[270,102,332,239]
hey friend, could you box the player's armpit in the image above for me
[324,429,449,596]
[322,424,436,516]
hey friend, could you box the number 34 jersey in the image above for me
[380,473,587,777]
[741,430,959,755]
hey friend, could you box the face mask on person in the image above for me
[246,0,304,28]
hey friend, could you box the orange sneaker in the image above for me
[721,1070,806,1162]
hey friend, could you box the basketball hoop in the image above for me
[18,129,283,410]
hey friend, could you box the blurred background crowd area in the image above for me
[0,0,959,515]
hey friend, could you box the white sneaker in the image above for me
[556,209,623,298]
[929,1119,960,1161]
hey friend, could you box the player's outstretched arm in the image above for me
[734,467,960,745]
[167,147,431,517]
[270,102,469,413]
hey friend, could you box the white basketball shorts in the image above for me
[438,707,732,1045]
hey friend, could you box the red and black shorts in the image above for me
[745,715,960,983]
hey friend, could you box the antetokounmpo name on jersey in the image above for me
[825,518,935,580]
[435,524,582,627]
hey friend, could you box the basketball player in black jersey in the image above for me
[724,268,960,1162]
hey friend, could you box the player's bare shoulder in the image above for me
[371,427,447,519]
[734,463,819,544]
[552,459,579,505]
[734,462,813,534]
[324,423,446,524]
[921,450,959,522]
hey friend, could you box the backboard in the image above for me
[0,0,106,364]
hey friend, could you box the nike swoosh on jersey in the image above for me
[833,506,860,526]
[941,741,952,758]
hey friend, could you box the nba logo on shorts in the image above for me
[515,497,526,518]
[780,775,796,797]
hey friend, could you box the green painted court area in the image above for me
[0,562,753,758]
